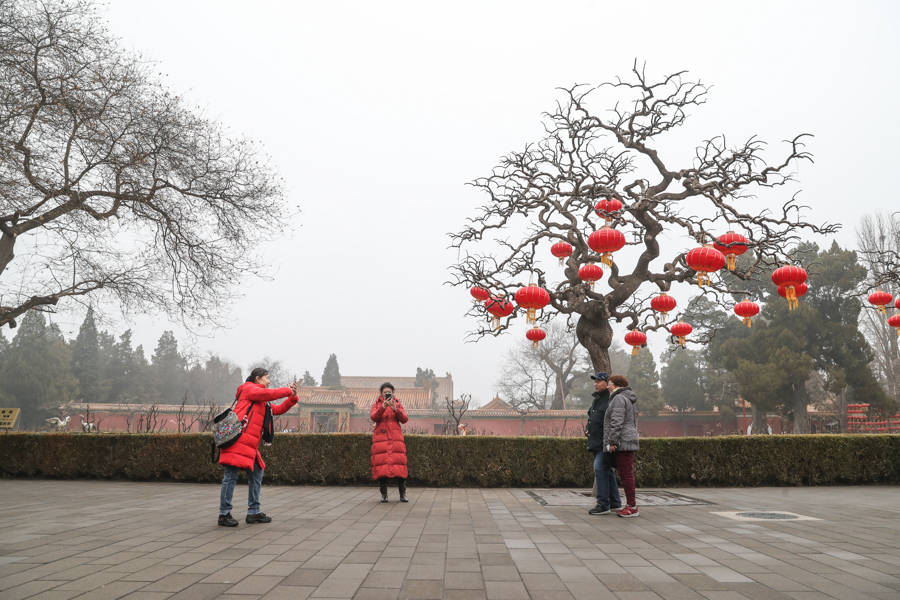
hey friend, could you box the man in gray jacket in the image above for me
[603,375,639,518]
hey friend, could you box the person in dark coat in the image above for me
[370,382,409,502]
[585,372,622,515]
[218,367,298,527]
[604,374,640,518]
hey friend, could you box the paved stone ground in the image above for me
[1,481,898,600]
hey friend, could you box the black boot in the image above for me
[379,478,389,502]
[399,479,408,502]
[218,513,238,527]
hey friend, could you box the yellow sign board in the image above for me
[0,408,20,429]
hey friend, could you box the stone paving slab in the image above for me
[0,481,898,599]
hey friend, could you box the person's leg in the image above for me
[247,460,264,515]
[592,452,609,507]
[379,477,388,501]
[398,478,408,502]
[603,452,622,508]
[219,465,239,515]
[616,451,636,507]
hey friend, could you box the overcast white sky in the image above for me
[47,1,900,404]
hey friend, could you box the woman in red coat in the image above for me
[370,382,409,502]
[218,368,298,527]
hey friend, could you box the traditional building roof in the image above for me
[340,375,454,404]
[478,396,515,412]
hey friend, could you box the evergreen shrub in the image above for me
[0,433,896,486]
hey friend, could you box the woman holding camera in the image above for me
[370,382,409,502]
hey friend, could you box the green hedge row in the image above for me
[1,433,897,486]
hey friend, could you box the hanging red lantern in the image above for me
[777,282,808,311]
[896,297,900,310]
[550,241,573,265]
[470,286,490,304]
[650,293,677,315]
[624,330,647,356]
[594,198,623,224]
[868,290,893,315]
[888,314,900,336]
[484,296,515,330]
[578,263,603,288]
[588,227,626,266]
[525,327,546,349]
[714,231,749,271]
[670,321,692,347]
[771,265,807,309]
[685,245,726,287]
[734,300,760,327]
[514,284,551,325]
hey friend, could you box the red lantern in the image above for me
[578,263,603,288]
[525,327,546,349]
[624,330,647,356]
[714,231,749,271]
[734,300,760,327]
[484,296,515,330]
[868,290,893,315]
[888,314,900,336]
[670,321,692,347]
[771,265,807,309]
[777,281,808,311]
[594,198,623,224]
[588,227,626,266]
[470,286,490,304]
[685,245,726,287]
[896,297,900,310]
[514,284,551,325]
[650,293,677,315]
[550,241,573,265]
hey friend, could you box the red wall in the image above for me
[49,409,790,437]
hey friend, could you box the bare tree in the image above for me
[445,393,471,435]
[450,63,838,372]
[0,1,285,330]
[857,213,900,407]
[197,398,220,433]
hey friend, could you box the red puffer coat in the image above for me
[218,381,298,471]
[370,397,409,480]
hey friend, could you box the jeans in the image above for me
[219,461,265,515]
[613,451,636,507]
[593,451,621,508]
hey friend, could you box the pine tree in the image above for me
[152,331,186,403]
[661,348,710,434]
[70,308,103,402]
[321,354,341,387]
[302,370,318,386]
[626,350,662,414]
[0,312,77,427]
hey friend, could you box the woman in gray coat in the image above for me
[603,374,639,518]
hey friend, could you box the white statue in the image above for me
[45,416,70,430]
[80,415,97,432]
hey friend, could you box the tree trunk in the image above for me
[0,231,14,278]
[576,308,613,373]
[839,387,848,433]
[750,403,768,434]
[792,386,809,434]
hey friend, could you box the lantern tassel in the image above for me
[678,336,686,347]
[631,346,639,356]
[727,255,736,271]
[878,305,886,315]
[744,317,752,328]
[527,308,536,324]
[532,340,539,350]
[558,257,564,265]
[601,254,613,267]
[493,317,500,330]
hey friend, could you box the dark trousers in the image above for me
[593,451,621,508]
[613,451,636,507]
[379,477,407,497]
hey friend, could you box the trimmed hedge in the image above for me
[0,433,898,486]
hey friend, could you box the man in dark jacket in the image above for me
[585,372,622,515]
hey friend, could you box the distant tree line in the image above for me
[0,309,332,428]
